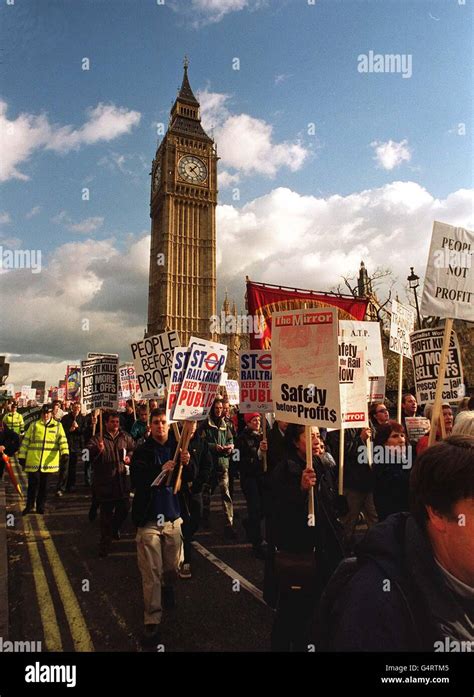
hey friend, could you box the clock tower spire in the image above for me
[147,60,218,344]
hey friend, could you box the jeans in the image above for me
[99,498,130,550]
[202,468,233,526]
[181,492,202,563]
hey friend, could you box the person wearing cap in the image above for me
[235,413,268,559]
[19,404,69,515]
[2,402,25,438]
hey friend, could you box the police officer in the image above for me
[19,403,69,515]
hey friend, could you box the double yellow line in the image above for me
[15,464,94,652]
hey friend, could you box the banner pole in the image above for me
[366,429,373,469]
[92,409,97,437]
[173,420,194,494]
[338,426,345,495]
[306,426,315,526]
[428,319,453,447]
[397,354,403,423]
[261,414,267,473]
[99,409,102,440]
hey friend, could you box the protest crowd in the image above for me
[0,222,472,652]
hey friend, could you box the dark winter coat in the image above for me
[199,416,233,472]
[87,430,135,502]
[271,449,346,593]
[61,413,86,454]
[130,434,197,528]
[320,513,474,651]
[236,427,264,479]
[0,423,20,457]
[326,428,373,493]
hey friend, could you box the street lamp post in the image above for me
[407,267,422,330]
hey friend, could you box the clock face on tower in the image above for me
[178,155,207,184]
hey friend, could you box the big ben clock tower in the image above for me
[147,58,217,344]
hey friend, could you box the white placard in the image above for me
[272,308,341,428]
[339,320,384,378]
[339,338,369,428]
[239,350,273,413]
[174,338,228,421]
[389,299,416,359]
[421,221,474,322]
[131,330,180,398]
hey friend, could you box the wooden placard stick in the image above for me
[338,426,345,496]
[306,426,315,527]
[396,354,403,423]
[173,420,194,494]
[261,413,267,473]
[428,319,453,447]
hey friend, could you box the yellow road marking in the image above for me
[15,464,95,652]
[22,515,63,651]
[34,516,94,652]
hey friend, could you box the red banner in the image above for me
[246,280,369,349]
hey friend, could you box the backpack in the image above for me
[316,556,360,650]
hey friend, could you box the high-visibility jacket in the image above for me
[19,418,69,473]
[2,411,25,435]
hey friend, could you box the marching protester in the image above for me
[400,393,419,447]
[222,398,238,498]
[372,420,409,522]
[270,424,346,651]
[452,410,474,436]
[326,427,378,552]
[87,410,135,557]
[417,403,454,455]
[131,405,150,442]
[200,397,236,539]
[236,413,268,559]
[0,417,20,477]
[369,401,390,435]
[19,403,69,515]
[319,435,474,651]
[263,419,289,607]
[2,401,25,438]
[52,400,65,421]
[120,399,136,435]
[179,420,212,579]
[130,408,193,643]
[60,401,86,492]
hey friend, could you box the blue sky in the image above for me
[0,0,472,386]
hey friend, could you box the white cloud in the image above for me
[216,182,474,308]
[25,206,41,219]
[0,212,11,225]
[0,234,150,385]
[4,182,472,384]
[0,100,141,182]
[98,151,149,179]
[274,73,291,85]
[198,89,309,179]
[172,0,264,26]
[68,217,105,234]
[219,171,240,188]
[371,139,412,170]
[52,211,104,234]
